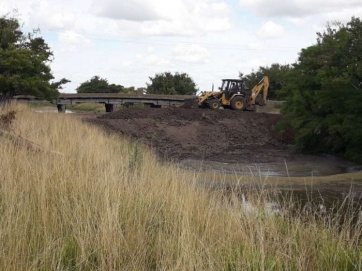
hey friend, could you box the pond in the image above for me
[180,155,362,215]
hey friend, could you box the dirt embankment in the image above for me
[85,107,362,202]
[88,107,293,163]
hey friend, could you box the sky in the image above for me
[1,0,362,93]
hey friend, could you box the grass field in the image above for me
[67,102,106,112]
[0,104,361,270]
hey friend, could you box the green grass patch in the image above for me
[67,103,105,112]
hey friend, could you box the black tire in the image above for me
[230,96,246,110]
[207,99,221,110]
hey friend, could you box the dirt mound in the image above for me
[88,107,293,163]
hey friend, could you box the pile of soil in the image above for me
[88,107,294,163]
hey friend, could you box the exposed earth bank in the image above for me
[89,107,290,163]
[87,107,361,177]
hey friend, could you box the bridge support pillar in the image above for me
[57,104,66,113]
[105,103,114,113]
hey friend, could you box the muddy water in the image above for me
[180,154,362,177]
[72,107,362,214]
[179,154,362,211]
[35,109,74,114]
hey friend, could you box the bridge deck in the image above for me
[56,93,197,112]
[58,93,196,100]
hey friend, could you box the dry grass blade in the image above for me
[0,128,65,156]
[0,104,360,271]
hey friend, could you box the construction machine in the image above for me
[197,76,269,110]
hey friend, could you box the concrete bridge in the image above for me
[56,93,197,112]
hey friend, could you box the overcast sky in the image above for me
[1,0,362,93]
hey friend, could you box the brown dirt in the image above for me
[83,107,362,205]
[87,107,294,163]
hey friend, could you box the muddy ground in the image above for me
[81,106,362,207]
[86,107,361,178]
[89,107,290,162]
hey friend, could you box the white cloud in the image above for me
[1,0,361,94]
[137,53,172,67]
[58,31,92,52]
[245,42,264,51]
[146,46,155,53]
[172,44,210,63]
[93,0,159,21]
[0,2,13,13]
[258,21,285,39]
[2,0,232,39]
[43,12,76,30]
[239,0,362,18]
[239,0,307,17]
[26,1,79,30]
[95,0,232,36]
[122,60,133,67]
[140,20,195,36]
[248,58,268,69]
[287,17,308,26]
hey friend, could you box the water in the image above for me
[180,158,362,177]
[182,156,362,216]
[35,109,73,114]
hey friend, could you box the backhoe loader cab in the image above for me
[197,76,269,111]
[220,79,244,95]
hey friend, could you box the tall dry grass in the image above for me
[0,104,361,271]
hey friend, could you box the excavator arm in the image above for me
[249,76,269,106]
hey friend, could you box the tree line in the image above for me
[279,17,362,163]
[0,15,198,99]
[76,72,198,95]
[0,16,69,101]
[242,17,361,163]
[1,14,361,162]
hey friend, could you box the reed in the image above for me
[0,105,360,270]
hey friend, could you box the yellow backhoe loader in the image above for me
[197,76,269,111]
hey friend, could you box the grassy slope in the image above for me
[0,105,361,270]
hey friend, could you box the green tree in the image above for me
[76,76,124,93]
[280,17,362,163]
[123,86,136,94]
[122,86,145,94]
[146,72,198,95]
[0,15,69,101]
